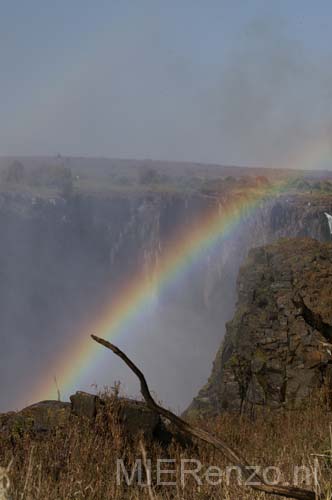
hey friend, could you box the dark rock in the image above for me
[70,391,102,419]
[70,393,163,441]
[0,393,188,448]
[117,399,161,440]
[0,401,71,434]
[187,238,332,416]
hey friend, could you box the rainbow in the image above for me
[26,141,332,407]
[25,178,291,407]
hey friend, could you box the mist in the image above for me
[1,3,332,413]
[0,190,239,413]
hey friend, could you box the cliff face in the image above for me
[188,238,332,416]
[196,194,332,314]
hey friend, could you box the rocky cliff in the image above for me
[2,188,332,412]
[188,238,332,416]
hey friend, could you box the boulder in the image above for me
[0,401,71,435]
[117,398,161,440]
[70,391,101,419]
[0,393,174,445]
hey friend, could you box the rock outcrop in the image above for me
[187,238,332,416]
[0,392,180,445]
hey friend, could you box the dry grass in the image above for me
[0,394,332,500]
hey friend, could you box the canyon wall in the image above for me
[1,189,332,412]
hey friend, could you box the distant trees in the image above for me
[255,175,270,186]
[289,177,332,193]
[1,159,75,197]
[138,166,176,188]
[138,167,160,185]
[198,174,272,196]
[30,164,74,197]
[3,160,25,183]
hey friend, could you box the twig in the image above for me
[54,376,61,402]
[21,445,34,500]
[6,458,13,473]
[139,440,156,500]
[91,334,320,500]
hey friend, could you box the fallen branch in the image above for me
[91,334,320,500]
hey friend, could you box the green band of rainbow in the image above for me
[25,175,300,407]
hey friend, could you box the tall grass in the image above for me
[0,393,331,499]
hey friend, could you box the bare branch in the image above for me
[91,334,319,500]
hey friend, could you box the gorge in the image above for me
[1,166,332,414]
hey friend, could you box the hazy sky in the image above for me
[1,1,332,166]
